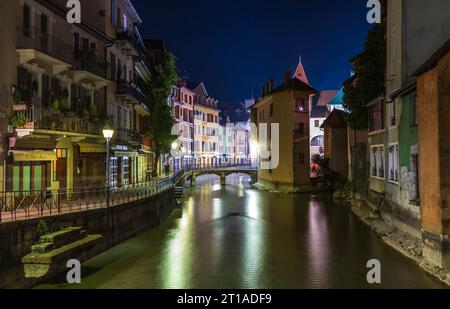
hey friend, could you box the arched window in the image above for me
[311,135,324,147]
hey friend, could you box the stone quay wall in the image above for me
[0,187,176,288]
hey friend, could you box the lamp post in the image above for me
[181,145,186,170]
[103,128,114,207]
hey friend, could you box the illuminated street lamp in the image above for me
[103,128,114,207]
[172,141,178,151]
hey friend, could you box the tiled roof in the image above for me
[329,88,344,106]
[270,78,317,95]
[293,59,310,85]
[315,90,339,106]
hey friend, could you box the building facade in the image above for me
[415,41,450,270]
[251,65,317,192]
[192,83,220,166]
[367,0,450,240]
[170,80,195,169]
[0,0,154,196]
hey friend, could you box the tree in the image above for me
[343,23,386,130]
[311,155,345,192]
[138,51,178,176]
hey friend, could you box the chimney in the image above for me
[268,78,274,93]
[284,70,291,86]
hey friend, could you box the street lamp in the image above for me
[181,145,186,169]
[103,128,114,207]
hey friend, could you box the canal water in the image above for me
[37,175,445,289]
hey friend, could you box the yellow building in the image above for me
[251,66,316,192]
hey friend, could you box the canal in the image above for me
[37,175,445,289]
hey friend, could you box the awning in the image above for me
[78,142,106,153]
[138,147,153,154]
[14,137,57,150]
[10,150,56,162]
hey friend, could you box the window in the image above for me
[111,0,116,26]
[123,14,128,30]
[73,33,80,53]
[371,146,385,179]
[295,99,308,112]
[110,53,116,81]
[369,98,385,133]
[41,14,48,34]
[294,123,307,137]
[23,4,30,30]
[315,120,320,128]
[388,101,396,127]
[388,144,399,183]
[311,136,324,147]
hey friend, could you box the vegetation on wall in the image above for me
[343,23,386,130]
[138,50,178,176]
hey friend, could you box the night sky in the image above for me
[132,0,372,101]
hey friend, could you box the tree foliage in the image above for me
[343,23,386,130]
[137,51,178,175]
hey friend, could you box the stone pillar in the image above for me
[221,173,226,185]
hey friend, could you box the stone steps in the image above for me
[22,227,104,279]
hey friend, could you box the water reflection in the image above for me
[36,175,445,289]
[306,198,331,288]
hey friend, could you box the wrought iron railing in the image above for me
[17,27,73,65]
[0,169,188,223]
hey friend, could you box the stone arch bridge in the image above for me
[180,166,258,186]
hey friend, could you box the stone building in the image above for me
[367,0,450,239]
[415,40,450,270]
[0,0,154,194]
[251,64,317,192]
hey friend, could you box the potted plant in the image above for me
[10,114,27,128]
[12,86,27,111]
[81,107,90,119]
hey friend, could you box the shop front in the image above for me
[6,137,58,193]
[110,145,139,188]
[73,139,106,189]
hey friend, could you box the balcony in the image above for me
[70,50,109,88]
[16,27,72,74]
[115,129,140,146]
[116,27,145,57]
[12,105,107,137]
[116,80,146,104]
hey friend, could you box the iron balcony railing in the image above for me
[116,80,147,103]
[13,105,106,136]
[116,27,146,55]
[17,27,73,65]
[73,50,108,79]
[115,129,141,145]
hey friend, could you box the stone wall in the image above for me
[0,188,176,288]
